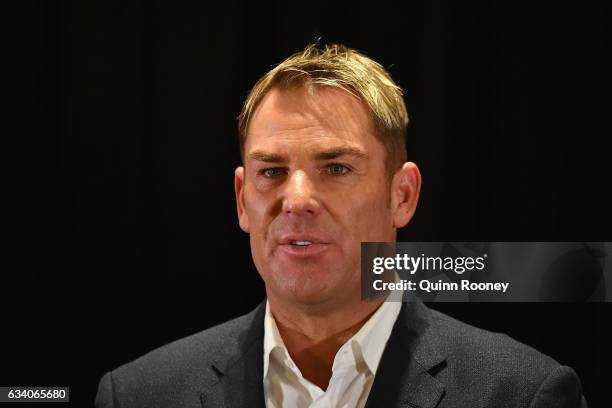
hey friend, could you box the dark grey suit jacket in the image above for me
[95,299,587,407]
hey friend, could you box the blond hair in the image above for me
[237,44,409,174]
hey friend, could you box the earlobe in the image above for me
[234,167,250,233]
[392,162,422,229]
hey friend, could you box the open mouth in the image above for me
[277,236,330,257]
[291,240,313,246]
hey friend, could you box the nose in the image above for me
[281,170,321,216]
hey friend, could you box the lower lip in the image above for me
[277,243,331,257]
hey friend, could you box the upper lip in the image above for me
[278,233,331,245]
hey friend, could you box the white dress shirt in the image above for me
[262,299,402,408]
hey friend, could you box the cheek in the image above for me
[341,188,393,239]
[249,233,265,266]
[244,190,277,254]
[244,187,274,227]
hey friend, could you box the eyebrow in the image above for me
[246,151,286,163]
[313,146,367,160]
[247,146,367,163]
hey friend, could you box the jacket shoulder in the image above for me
[427,307,558,372]
[423,306,584,406]
[117,306,260,376]
[96,304,264,407]
[430,309,559,370]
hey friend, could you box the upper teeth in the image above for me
[292,241,312,246]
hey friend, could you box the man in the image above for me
[95,44,586,407]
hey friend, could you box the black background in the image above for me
[8,1,611,407]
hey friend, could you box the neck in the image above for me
[268,294,383,390]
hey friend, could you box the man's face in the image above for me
[235,87,409,307]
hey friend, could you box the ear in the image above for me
[234,166,250,233]
[390,162,422,229]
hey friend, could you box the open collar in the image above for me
[201,297,447,408]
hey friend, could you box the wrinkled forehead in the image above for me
[245,86,380,156]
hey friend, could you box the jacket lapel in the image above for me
[366,298,447,408]
[199,298,446,408]
[200,302,267,408]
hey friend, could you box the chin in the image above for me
[276,286,338,306]
[267,268,356,306]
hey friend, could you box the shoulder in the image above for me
[117,305,261,378]
[426,306,558,374]
[417,305,585,406]
[95,303,265,407]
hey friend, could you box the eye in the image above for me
[327,163,350,175]
[260,167,287,178]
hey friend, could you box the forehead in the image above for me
[245,86,380,154]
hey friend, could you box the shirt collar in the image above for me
[263,301,289,378]
[349,297,402,374]
[263,296,402,378]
